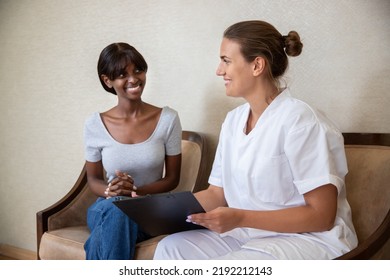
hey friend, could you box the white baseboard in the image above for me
[0,243,37,260]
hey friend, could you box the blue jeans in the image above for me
[84,196,150,260]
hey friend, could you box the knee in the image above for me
[153,235,181,260]
[88,197,127,220]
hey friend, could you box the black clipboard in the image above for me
[113,191,205,237]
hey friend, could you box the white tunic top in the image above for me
[209,89,357,256]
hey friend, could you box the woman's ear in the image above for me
[101,75,113,88]
[253,57,266,77]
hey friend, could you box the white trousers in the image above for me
[153,229,337,260]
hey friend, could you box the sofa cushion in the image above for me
[39,225,166,260]
[39,226,88,260]
[134,235,168,259]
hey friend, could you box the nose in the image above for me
[216,62,224,76]
[126,74,138,83]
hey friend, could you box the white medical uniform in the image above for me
[154,89,358,260]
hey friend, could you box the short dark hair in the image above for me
[97,43,148,95]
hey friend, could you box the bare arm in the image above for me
[194,185,228,211]
[190,184,338,234]
[85,160,109,197]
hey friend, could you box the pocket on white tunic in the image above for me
[248,153,295,204]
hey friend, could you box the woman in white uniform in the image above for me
[154,20,358,260]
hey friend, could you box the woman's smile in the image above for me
[124,82,142,94]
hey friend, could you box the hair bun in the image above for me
[283,31,303,57]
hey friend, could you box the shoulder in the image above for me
[152,106,181,136]
[277,90,332,131]
[161,106,179,118]
[84,112,100,128]
[83,112,104,139]
[278,90,315,118]
[278,91,342,139]
[160,106,180,124]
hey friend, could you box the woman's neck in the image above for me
[112,99,145,119]
[245,82,279,134]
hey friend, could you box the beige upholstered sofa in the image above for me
[36,130,208,260]
[37,132,390,260]
[334,133,390,259]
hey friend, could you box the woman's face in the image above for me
[103,63,146,100]
[216,38,256,98]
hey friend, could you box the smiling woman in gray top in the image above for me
[83,42,182,260]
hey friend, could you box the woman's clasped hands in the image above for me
[105,170,138,198]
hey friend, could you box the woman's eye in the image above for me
[221,58,231,64]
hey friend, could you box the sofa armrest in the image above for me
[36,164,96,259]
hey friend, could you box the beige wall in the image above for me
[0,0,389,253]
